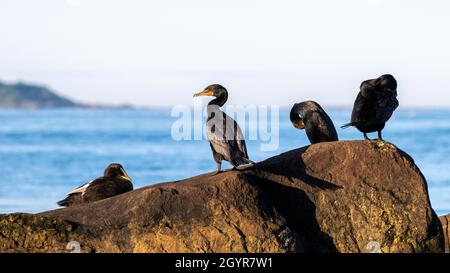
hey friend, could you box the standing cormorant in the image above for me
[57,163,133,207]
[290,100,338,144]
[194,84,253,174]
[342,74,399,141]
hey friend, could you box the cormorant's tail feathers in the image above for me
[243,157,254,164]
[234,157,255,170]
[341,122,356,129]
[236,162,255,171]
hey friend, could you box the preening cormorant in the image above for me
[342,74,399,141]
[57,163,133,207]
[290,100,338,144]
[194,84,253,174]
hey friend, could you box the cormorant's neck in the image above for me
[290,103,302,123]
[208,92,228,107]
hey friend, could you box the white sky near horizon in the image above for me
[0,0,449,107]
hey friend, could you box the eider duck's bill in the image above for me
[120,167,132,182]
[294,119,305,129]
[120,175,132,182]
[193,89,214,97]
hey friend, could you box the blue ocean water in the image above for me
[0,108,449,215]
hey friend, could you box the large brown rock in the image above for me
[0,141,444,253]
[440,214,450,253]
[1,173,295,253]
[249,140,444,253]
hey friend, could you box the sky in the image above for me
[0,0,449,107]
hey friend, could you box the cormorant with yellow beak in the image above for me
[194,84,254,174]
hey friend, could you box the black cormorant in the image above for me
[342,74,399,141]
[290,100,338,144]
[57,163,133,207]
[194,84,253,174]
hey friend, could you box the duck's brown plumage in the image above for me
[57,163,133,207]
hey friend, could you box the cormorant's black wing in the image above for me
[206,110,249,165]
[351,92,368,124]
[234,118,249,159]
[351,84,377,124]
[375,89,399,122]
[311,110,338,141]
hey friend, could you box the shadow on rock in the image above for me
[250,147,342,190]
[247,175,339,252]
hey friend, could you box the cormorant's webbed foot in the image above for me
[211,162,222,176]
[377,131,384,142]
[363,133,370,141]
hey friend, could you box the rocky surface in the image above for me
[1,173,294,253]
[439,214,450,253]
[0,141,445,253]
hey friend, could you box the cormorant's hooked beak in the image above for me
[193,89,214,97]
[293,119,305,129]
[119,167,132,182]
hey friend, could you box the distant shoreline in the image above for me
[2,80,449,110]
[1,106,450,111]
